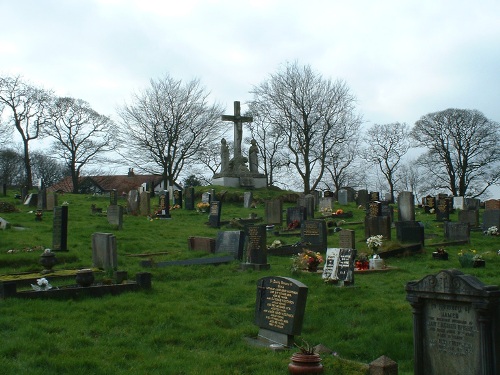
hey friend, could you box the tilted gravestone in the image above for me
[322,248,357,286]
[406,269,500,375]
[254,276,308,347]
[107,205,123,230]
[91,232,117,269]
[52,206,68,251]
[265,199,283,225]
[242,224,269,270]
[208,201,222,228]
[300,220,327,252]
[215,230,245,260]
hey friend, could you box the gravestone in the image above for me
[464,198,480,211]
[485,199,500,211]
[297,194,315,219]
[395,221,424,245]
[318,197,333,213]
[324,190,334,198]
[24,193,38,207]
[300,220,327,252]
[482,210,500,231]
[184,187,195,210]
[242,224,269,270]
[187,237,215,253]
[424,195,436,214]
[107,205,123,229]
[37,189,47,210]
[243,191,253,208]
[444,222,470,242]
[406,269,500,375]
[322,248,357,286]
[286,207,307,226]
[21,186,28,202]
[254,276,308,347]
[311,190,321,209]
[215,230,245,260]
[338,229,355,249]
[453,196,465,210]
[368,201,382,217]
[52,206,68,251]
[380,201,394,223]
[201,192,211,203]
[157,191,171,219]
[208,201,222,228]
[46,192,58,211]
[397,191,415,222]
[344,187,355,202]
[173,189,182,208]
[110,189,118,205]
[370,191,380,202]
[435,198,450,221]
[364,216,391,240]
[139,191,150,216]
[458,209,479,228]
[127,189,139,215]
[356,189,369,207]
[265,199,283,225]
[2,183,6,196]
[210,189,216,203]
[91,232,118,269]
[338,189,348,205]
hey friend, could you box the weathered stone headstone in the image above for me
[139,191,150,216]
[24,193,38,207]
[110,189,118,206]
[458,209,479,228]
[37,189,47,210]
[364,216,391,240]
[453,196,465,210]
[243,191,253,208]
[406,269,500,375]
[444,222,470,242]
[0,216,10,230]
[356,189,369,207]
[46,192,58,211]
[485,199,500,211]
[127,189,139,215]
[201,192,211,203]
[338,189,348,205]
[398,191,415,222]
[254,276,308,347]
[338,229,355,249]
[187,236,215,253]
[286,207,307,226]
[208,201,222,228]
[318,197,333,213]
[107,205,123,229]
[215,230,245,260]
[173,189,182,208]
[157,191,170,219]
[184,187,195,210]
[91,232,117,269]
[381,201,394,222]
[52,206,68,251]
[322,248,357,286]
[242,224,269,270]
[297,194,315,219]
[395,221,424,245]
[265,199,283,225]
[435,198,450,221]
[464,198,480,210]
[482,210,500,231]
[300,220,327,252]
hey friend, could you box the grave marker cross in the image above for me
[221,101,253,158]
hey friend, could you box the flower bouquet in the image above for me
[31,277,52,291]
[291,249,324,273]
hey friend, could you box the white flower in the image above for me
[37,278,49,287]
[366,235,383,251]
[487,226,498,235]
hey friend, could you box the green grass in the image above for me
[0,188,499,374]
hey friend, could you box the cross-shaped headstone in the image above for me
[221,101,253,159]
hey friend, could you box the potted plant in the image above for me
[432,247,449,260]
[288,339,324,374]
[458,249,484,268]
[291,249,324,273]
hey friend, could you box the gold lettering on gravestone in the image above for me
[369,202,380,217]
[210,202,219,215]
[303,222,320,236]
[262,278,298,330]
[425,302,477,357]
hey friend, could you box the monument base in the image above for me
[212,176,267,189]
[257,328,294,347]
[240,262,270,271]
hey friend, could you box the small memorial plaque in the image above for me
[322,248,356,285]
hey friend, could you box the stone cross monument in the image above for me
[221,101,253,159]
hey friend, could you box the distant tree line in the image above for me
[1,65,499,198]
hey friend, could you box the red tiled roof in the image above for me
[48,174,166,193]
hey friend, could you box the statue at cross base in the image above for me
[212,101,267,189]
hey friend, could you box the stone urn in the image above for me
[40,252,57,273]
[75,269,95,287]
[288,352,324,374]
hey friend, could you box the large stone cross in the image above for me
[221,101,253,159]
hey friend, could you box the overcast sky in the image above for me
[1,0,500,193]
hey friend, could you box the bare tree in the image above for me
[45,97,116,192]
[363,122,411,203]
[250,62,362,193]
[0,75,52,189]
[0,147,25,186]
[117,75,224,188]
[31,150,68,187]
[411,108,500,197]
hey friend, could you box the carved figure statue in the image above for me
[248,139,259,173]
[220,138,230,173]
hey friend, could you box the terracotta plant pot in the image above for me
[288,352,324,374]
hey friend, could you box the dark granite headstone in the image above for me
[286,207,307,226]
[444,222,470,242]
[173,190,182,208]
[184,187,195,210]
[406,269,500,375]
[243,224,269,269]
[2,183,6,196]
[338,229,355,249]
[364,216,391,240]
[107,205,123,229]
[52,206,68,251]
[215,230,245,260]
[255,276,308,347]
[380,201,394,222]
[398,191,415,222]
[265,199,283,225]
[110,189,118,205]
[435,198,450,221]
[368,201,382,217]
[208,201,222,228]
[424,196,436,214]
[395,221,424,245]
[297,194,315,219]
[300,220,327,252]
[482,210,500,231]
[322,248,357,286]
[323,190,334,198]
[356,189,369,207]
[158,191,171,218]
[464,198,480,210]
[458,209,479,228]
[24,193,38,207]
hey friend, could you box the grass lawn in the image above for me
[0,188,499,374]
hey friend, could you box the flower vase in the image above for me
[40,252,58,273]
[473,260,485,268]
[288,353,324,374]
[308,264,318,273]
[369,254,385,270]
[76,269,95,287]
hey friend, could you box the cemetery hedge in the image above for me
[0,188,500,374]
